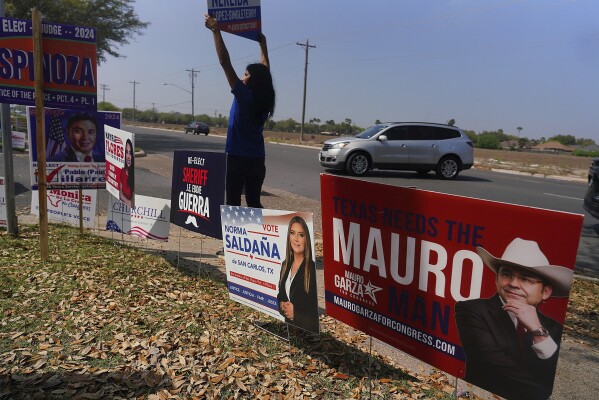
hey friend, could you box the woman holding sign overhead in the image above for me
[204,14,275,208]
[277,216,319,334]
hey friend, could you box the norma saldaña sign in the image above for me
[0,17,97,110]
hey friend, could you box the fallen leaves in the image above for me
[0,224,520,399]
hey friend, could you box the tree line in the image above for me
[112,103,596,149]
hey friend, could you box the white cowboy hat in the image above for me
[476,238,573,297]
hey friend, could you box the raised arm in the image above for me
[259,33,270,69]
[205,14,238,89]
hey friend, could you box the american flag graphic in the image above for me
[46,116,66,158]
[114,137,123,145]
[220,205,263,226]
[106,220,122,232]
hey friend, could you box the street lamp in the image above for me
[163,82,194,122]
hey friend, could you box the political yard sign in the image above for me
[207,0,261,41]
[320,174,583,389]
[31,188,97,229]
[170,151,225,239]
[220,206,318,333]
[27,107,121,190]
[104,126,134,206]
[0,17,97,110]
[0,177,6,228]
[107,195,171,242]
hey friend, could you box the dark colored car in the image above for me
[583,158,599,219]
[184,121,209,135]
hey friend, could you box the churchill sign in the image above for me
[0,17,97,110]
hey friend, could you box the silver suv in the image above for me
[319,122,474,180]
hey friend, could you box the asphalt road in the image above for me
[2,124,598,277]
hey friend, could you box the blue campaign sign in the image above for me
[170,150,226,239]
[0,17,97,110]
[28,107,121,190]
[207,0,261,41]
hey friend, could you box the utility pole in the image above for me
[186,68,198,122]
[129,80,139,121]
[297,39,316,142]
[0,0,18,235]
[100,84,109,110]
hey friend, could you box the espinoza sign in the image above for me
[0,17,97,110]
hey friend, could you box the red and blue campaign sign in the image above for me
[0,17,97,110]
[170,151,226,239]
[321,174,583,398]
[207,0,261,41]
[27,107,121,190]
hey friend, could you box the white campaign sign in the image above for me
[107,195,171,242]
[31,188,97,228]
[0,177,6,228]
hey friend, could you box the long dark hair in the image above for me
[279,216,313,294]
[245,63,275,122]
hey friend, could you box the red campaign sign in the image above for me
[0,18,97,110]
[321,174,583,398]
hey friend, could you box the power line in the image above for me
[129,80,140,121]
[100,84,109,110]
[186,68,199,121]
[297,39,316,142]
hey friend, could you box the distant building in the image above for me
[500,140,519,150]
[531,141,573,153]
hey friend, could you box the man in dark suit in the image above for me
[455,238,574,400]
[48,112,104,162]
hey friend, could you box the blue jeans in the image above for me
[226,154,266,208]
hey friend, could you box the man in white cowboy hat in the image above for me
[455,238,573,400]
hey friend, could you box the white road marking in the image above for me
[544,193,583,201]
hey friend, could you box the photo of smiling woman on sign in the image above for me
[119,139,135,208]
[277,215,319,334]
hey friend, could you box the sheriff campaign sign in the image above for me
[321,174,583,396]
[207,0,261,41]
[0,17,97,110]
[170,151,225,239]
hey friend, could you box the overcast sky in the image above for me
[97,0,599,142]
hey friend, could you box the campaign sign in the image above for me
[321,174,583,397]
[0,177,6,228]
[107,195,171,242]
[220,207,319,333]
[11,131,26,150]
[31,188,96,228]
[27,107,121,190]
[170,150,225,239]
[0,17,97,110]
[207,0,261,41]
[105,126,135,208]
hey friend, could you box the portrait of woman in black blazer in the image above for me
[277,216,319,334]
